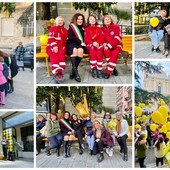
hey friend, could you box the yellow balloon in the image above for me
[135,124,141,129]
[138,103,145,108]
[166,132,170,140]
[160,117,167,125]
[151,111,163,124]
[159,106,168,118]
[150,17,159,27]
[40,34,48,45]
[50,18,55,24]
[142,115,147,122]
[162,125,167,133]
[150,123,157,131]
[148,103,152,108]
[135,107,143,117]
[159,128,163,133]
[166,122,170,130]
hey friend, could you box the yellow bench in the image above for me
[36,45,50,77]
[122,35,132,64]
[127,126,132,141]
[36,35,132,76]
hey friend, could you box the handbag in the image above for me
[40,125,47,137]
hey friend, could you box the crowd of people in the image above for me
[46,14,122,84]
[0,42,34,106]
[135,120,169,168]
[149,10,170,57]
[36,111,130,163]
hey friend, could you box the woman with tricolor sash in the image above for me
[66,13,88,82]
[59,111,74,158]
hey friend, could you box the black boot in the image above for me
[91,67,97,79]
[56,142,62,157]
[56,147,60,157]
[67,141,72,157]
[8,79,14,93]
[112,68,118,76]
[45,148,51,156]
[97,69,102,79]
[123,154,128,161]
[63,141,68,158]
[97,153,104,162]
[79,143,84,155]
[70,57,81,82]
[77,57,82,68]
[89,149,93,156]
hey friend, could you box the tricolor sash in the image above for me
[60,119,73,131]
[70,23,84,43]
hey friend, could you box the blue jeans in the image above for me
[86,135,94,150]
[47,133,63,151]
[150,29,164,49]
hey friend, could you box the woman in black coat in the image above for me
[67,13,88,82]
[71,114,85,154]
[59,111,74,158]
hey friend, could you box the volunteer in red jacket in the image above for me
[46,16,68,84]
[102,15,122,79]
[84,15,105,79]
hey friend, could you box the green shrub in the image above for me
[135,25,148,34]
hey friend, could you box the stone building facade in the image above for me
[0,2,33,50]
[143,70,170,96]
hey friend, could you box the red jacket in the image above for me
[102,23,122,49]
[84,25,105,48]
[47,26,68,49]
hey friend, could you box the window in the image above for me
[22,21,34,37]
[21,125,34,152]
[1,17,14,36]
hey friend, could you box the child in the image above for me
[84,15,105,79]
[148,10,167,52]
[135,134,147,168]
[0,57,8,96]
[46,16,68,84]
[154,135,166,167]
[0,58,7,105]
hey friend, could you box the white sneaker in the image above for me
[109,149,113,157]
[106,148,110,154]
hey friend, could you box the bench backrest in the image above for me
[122,35,132,53]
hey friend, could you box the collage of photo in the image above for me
[0,1,170,169]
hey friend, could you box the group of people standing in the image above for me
[135,122,169,168]
[36,111,130,163]
[46,14,122,84]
